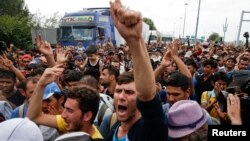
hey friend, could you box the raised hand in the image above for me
[48,105,60,115]
[110,0,143,42]
[227,94,242,125]
[0,55,13,69]
[56,48,68,64]
[36,35,53,56]
[161,50,172,67]
[38,64,64,87]
[169,39,180,57]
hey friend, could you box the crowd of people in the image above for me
[0,0,249,141]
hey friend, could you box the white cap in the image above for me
[0,118,43,141]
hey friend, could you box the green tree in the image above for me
[143,17,157,30]
[31,11,62,28]
[0,0,32,49]
[0,0,29,16]
[0,15,32,49]
[208,32,220,43]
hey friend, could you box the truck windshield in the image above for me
[150,35,157,40]
[61,26,94,40]
[162,37,173,42]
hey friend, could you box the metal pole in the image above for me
[223,18,228,42]
[182,3,188,38]
[195,0,201,41]
[236,11,244,46]
[179,17,182,38]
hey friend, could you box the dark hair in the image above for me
[23,77,39,91]
[239,56,249,62]
[64,70,84,83]
[28,67,45,77]
[102,65,120,81]
[0,69,16,81]
[79,75,99,90]
[185,59,197,70]
[0,41,7,55]
[202,59,217,69]
[212,71,229,85]
[67,86,100,124]
[165,72,191,91]
[117,71,134,85]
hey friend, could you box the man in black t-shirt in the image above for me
[0,69,25,108]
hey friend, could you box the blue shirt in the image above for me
[11,102,28,118]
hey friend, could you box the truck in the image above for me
[161,33,174,44]
[56,8,150,48]
[31,28,57,46]
[149,30,161,44]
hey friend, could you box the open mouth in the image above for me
[117,105,128,113]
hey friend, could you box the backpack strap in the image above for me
[97,103,109,126]
[109,113,117,130]
[18,104,25,118]
[107,115,120,141]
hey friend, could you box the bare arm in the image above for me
[154,50,172,79]
[8,65,26,81]
[36,36,56,67]
[0,55,25,81]
[110,0,155,101]
[27,65,64,127]
[170,40,194,95]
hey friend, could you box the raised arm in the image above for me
[27,64,64,127]
[154,50,172,79]
[0,55,25,81]
[169,40,194,94]
[110,0,155,101]
[36,35,56,67]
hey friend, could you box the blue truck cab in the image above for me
[57,8,119,49]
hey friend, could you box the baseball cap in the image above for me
[168,100,208,138]
[43,82,61,100]
[55,132,92,141]
[74,55,83,61]
[21,54,32,61]
[0,118,43,141]
[184,51,193,58]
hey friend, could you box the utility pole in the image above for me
[236,11,250,46]
[179,17,182,38]
[195,0,201,41]
[223,18,228,42]
[182,3,188,38]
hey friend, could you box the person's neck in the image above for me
[3,89,16,98]
[226,67,234,72]
[108,81,116,96]
[203,73,211,81]
[191,72,195,77]
[214,89,221,97]
[82,123,95,137]
[119,111,141,136]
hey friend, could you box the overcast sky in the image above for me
[24,0,250,42]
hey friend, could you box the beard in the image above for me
[71,120,83,132]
